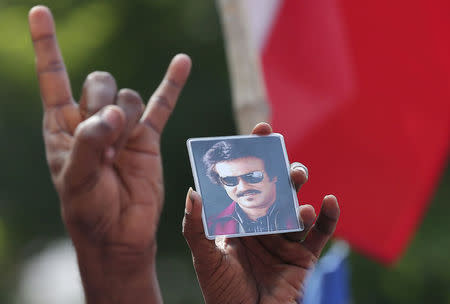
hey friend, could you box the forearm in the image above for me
[81,265,162,304]
[72,238,162,304]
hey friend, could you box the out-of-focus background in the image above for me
[0,1,448,303]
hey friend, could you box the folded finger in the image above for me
[251,122,272,135]
[63,106,125,193]
[290,162,308,192]
[79,71,117,119]
[284,204,316,242]
[115,89,144,150]
[141,54,191,136]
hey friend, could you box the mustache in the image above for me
[237,189,261,197]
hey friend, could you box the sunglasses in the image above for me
[219,171,265,186]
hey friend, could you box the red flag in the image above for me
[248,0,450,264]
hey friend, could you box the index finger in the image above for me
[29,6,74,110]
[251,122,272,135]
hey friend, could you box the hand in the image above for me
[28,6,191,304]
[183,122,340,304]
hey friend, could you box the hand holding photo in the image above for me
[187,134,304,239]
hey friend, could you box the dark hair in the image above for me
[203,140,278,184]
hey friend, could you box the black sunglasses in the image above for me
[219,171,264,186]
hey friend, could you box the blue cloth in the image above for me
[301,241,350,304]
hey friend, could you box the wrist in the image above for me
[82,263,162,304]
[71,236,162,304]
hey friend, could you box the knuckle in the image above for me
[38,60,65,74]
[164,78,181,89]
[76,128,97,145]
[82,72,117,115]
[309,254,319,266]
[87,71,115,84]
[89,89,115,108]
[117,88,143,107]
[152,95,172,111]
[118,88,139,100]
[62,169,99,200]
[314,219,335,236]
[291,162,309,178]
[48,155,63,175]
[75,117,111,144]
[181,216,191,237]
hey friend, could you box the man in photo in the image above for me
[203,139,299,235]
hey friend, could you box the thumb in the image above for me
[182,188,222,267]
[63,105,125,193]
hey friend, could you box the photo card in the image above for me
[187,134,304,239]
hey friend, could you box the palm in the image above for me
[183,132,340,303]
[225,237,310,302]
[30,9,191,254]
[193,235,314,303]
[89,127,165,246]
[59,126,164,248]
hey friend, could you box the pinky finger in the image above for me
[141,54,191,136]
[302,195,340,257]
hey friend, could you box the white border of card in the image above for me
[187,134,304,240]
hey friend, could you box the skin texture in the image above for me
[29,5,339,304]
[183,122,340,304]
[215,156,278,220]
[28,5,191,304]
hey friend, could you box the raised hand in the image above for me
[183,122,340,304]
[29,6,191,303]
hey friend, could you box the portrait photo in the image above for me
[187,134,304,239]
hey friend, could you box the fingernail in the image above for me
[292,162,308,178]
[185,187,193,214]
[324,194,338,201]
[102,106,122,129]
[322,194,340,218]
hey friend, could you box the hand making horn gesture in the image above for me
[29,6,191,303]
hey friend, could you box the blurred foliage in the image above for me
[0,1,448,304]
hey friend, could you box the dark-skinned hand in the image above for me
[183,122,340,304]
[29,5,191,304]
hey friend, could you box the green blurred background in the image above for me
[0,1,448,303]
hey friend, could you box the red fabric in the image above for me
[209,202,239,235]
[261,0,450,264]
[209,202,298,235]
